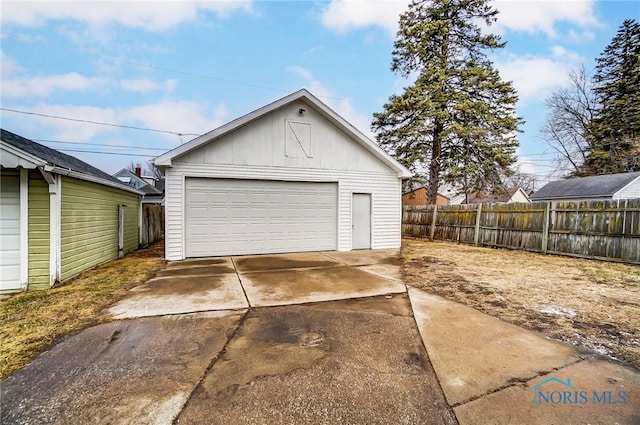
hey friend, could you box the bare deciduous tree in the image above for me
[125,160,164,180]
[144,161,164,180]
[126,161,141,173]
[541,66,597,176]
[506,167,537,193]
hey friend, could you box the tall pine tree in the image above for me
[583,19,640,174]
[372,0,522,203]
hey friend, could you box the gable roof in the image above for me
[153,89,412,178]
[465,187,526,204]
[531,172,640,200]
[113,168,163,195]
[403,187,450,200]
[1,129,143,195]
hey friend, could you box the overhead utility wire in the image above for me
[57,148,155,158]
[122,59,347,101]
[33,139,168,151]
[0,107,201,137]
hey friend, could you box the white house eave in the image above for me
[47,166,145,196]
[615,174,640,196]
[0,141,47,168]
[515,187,531,202]
[153,89,412,178]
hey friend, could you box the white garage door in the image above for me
[0,174,22,291]
[185,178,337,257]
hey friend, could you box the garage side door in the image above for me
[185,179,337,257]
[0,173,22,290]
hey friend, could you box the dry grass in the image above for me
[0,242,165,379]
[402,239,640,368]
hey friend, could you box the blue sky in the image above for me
[1,0,637,188]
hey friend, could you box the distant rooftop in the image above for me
[531,172,640,200]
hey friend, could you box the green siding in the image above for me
[28,171,50,289]
[60,176,139,282]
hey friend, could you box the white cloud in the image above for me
[120,78,178,93]
[303,46,324,58]
[14,32,46,43]
[493,0,600,37]
[566,28,596,43]
[9,104,121,141]
[320,0,407,36]
[550,45,582,62]
[213,103,228,119]
[1,1,253,30]
[495,46,584,103]
[4,100,229,143]
[2,72,109,98]
[320,0,600,38]
[1,52,23,76]
[286,65,374,139]
[286,65,313,81]
[120,78,160,93]
[125,100,228,139]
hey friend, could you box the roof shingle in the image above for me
[1,128,123,185]
[531,172,640,200]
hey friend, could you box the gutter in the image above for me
[44,165,145,196]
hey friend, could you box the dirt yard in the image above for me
[402,239,640,369]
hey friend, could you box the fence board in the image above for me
[403,199,640,265]
[141,204,164,246]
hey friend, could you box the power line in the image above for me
[57,148,155,158]
[33,138,168,151]
[0,107,201,137]
[121,59,347,101]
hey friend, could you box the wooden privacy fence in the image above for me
[403,199,640,264]
[141,204,164,246]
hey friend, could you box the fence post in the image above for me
[474,203,482,246]
[430,205,438,240]
[541,201,551,254]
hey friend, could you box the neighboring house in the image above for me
[462,187,531,204]
[402,187,450,206]
[1,129,143,292]
[114,167,164,204]
[447,192,467,205]
[141,174,165,193]
[154,89,412,260]
[531,171,640,202]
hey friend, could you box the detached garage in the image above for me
[154,89,411,260]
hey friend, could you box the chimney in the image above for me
[134,166,141,177]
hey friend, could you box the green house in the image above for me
[1,129,143,292]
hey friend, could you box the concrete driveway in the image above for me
[2,250,639,425]
[107,250,406,318]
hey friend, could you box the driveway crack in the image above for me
[231,256,252,308]
[449,357,589,409]
[173,309,250,424]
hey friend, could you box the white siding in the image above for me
[163,98,403,260]
[614,176,640,200]
[165,165,401,260]
[178,100,391,174]
[509,189,531,203]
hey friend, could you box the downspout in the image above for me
[139,196,143,248]
[40,167,61,287]
[19,168,29,290]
